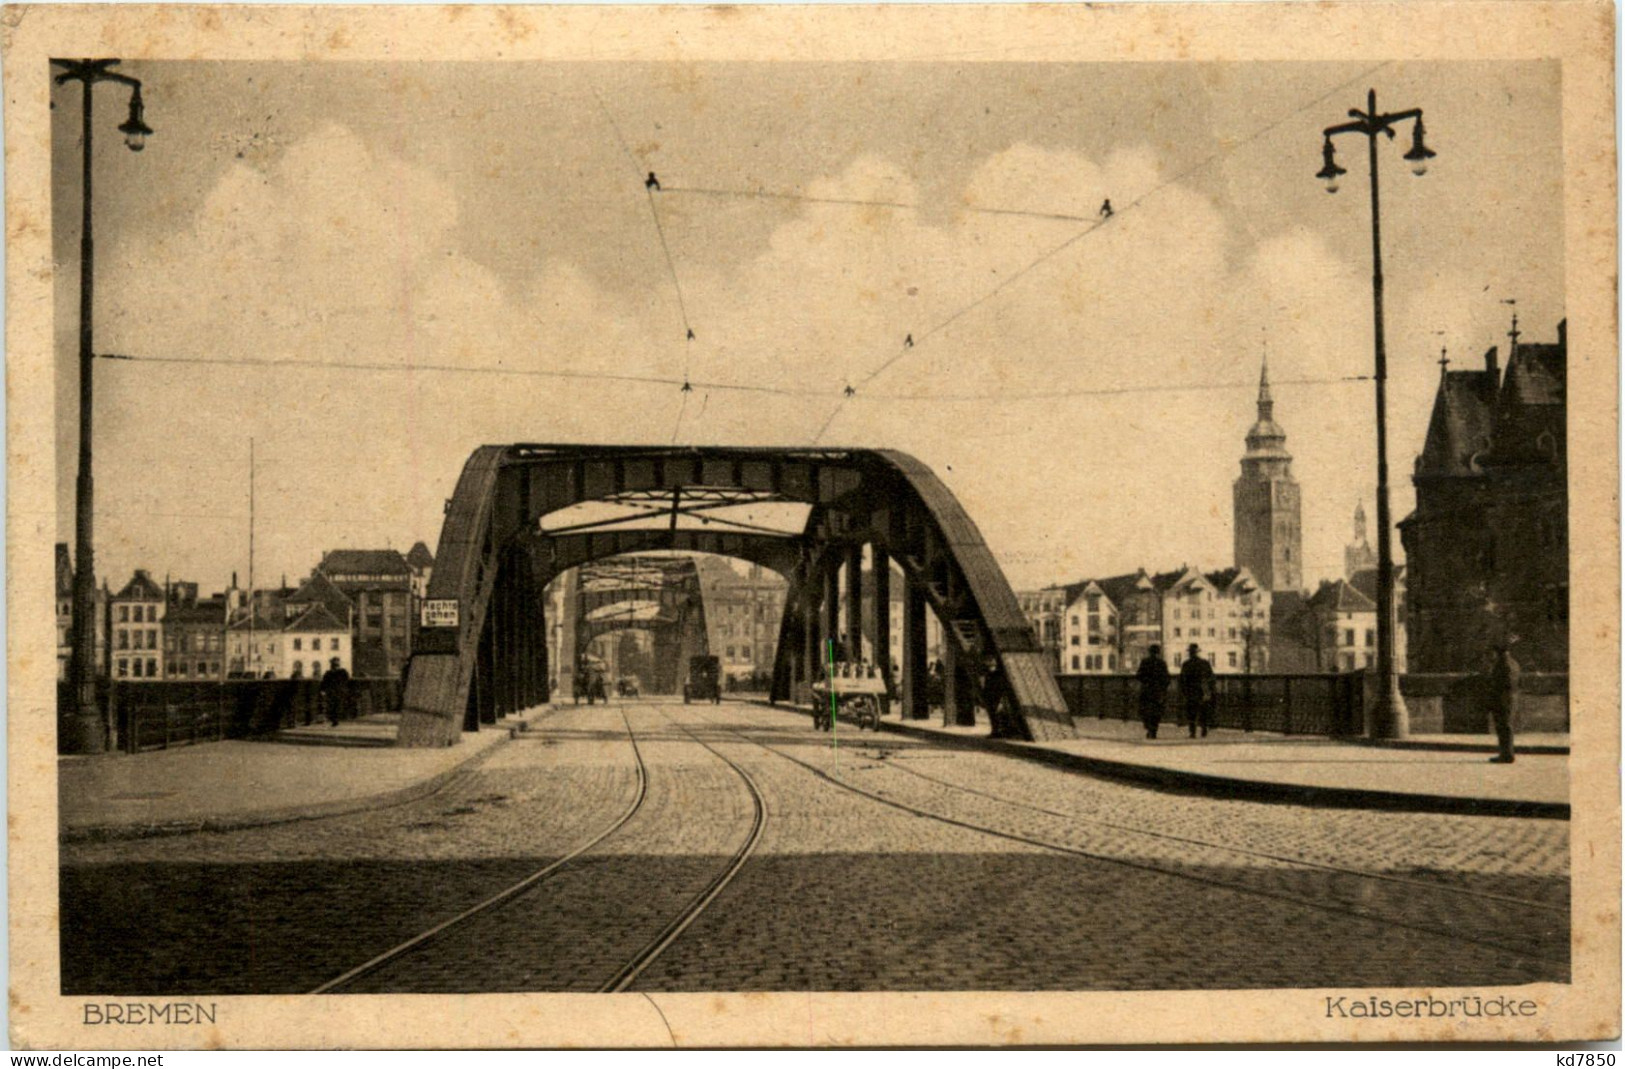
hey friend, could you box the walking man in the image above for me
[1135,644,1171,739]
[320,657,351,727]
[1488,641,1520,763]
[1180,642,1215,737]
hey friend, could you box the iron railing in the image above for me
[1055,671,1366,737]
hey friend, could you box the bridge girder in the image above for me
[398,445,1074,745]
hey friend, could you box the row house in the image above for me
[1016,586,1068,671]
[226,604,351,679]
[696,556,787,685]
[163,589,228,682]
[111,569,166,680]
[1160,566,1271,672]
[313,549,415,679]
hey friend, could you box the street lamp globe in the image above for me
[1403,118,1436,176]
[1316,138,1346,193]
[118,87,152,152]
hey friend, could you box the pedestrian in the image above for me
[1180,643,1215,737]
[927,659,945,714]
[1135,644,1171,739]
[1487,641,1521,763]
[320,657,351,727]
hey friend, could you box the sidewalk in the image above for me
[810,705,1568,819]
[58,708,553,842]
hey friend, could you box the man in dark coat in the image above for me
[1135,644,1171,739]
[1180,643,1216,737]
[320,658,351,727]
[1488,642,1521,763]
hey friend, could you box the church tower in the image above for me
[1233,355,1303,592]
[1344,503,1377,580]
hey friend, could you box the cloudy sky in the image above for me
[54,59,1563,593]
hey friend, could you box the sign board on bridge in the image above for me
[421,599,460,629]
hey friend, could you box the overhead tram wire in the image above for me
[95,351,1368,404]
[805,59,1393,445]
[586,84,702,445]
[656,185,1098,226]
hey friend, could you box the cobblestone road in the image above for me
[60,699,1568,994]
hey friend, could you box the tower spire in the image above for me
[1256,347,1274,421]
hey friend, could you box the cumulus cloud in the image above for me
[82,123,1410,592]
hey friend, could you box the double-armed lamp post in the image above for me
[55,58,152,753]
[1316,88,1435,740]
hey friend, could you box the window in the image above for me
[1365,629,1374,647]
[1108,654,1117,671]
[118,605,129,623]
[131,658,143,678]
[1070,615,1079,627]
[147,605,158,622]
[117,659,128,678]
[292,661,304,678]
[726,646,735,660]
[148,628,158,648]
[293,638,302,651]
[313,637,322,651]
[146,658,158,677]
[1207,629,1215,638]
[741,645,751,660]
[1228,652,1237,668]
[118,630,129,650]
[1173,627,1181,638]
[1343,628,1354,647]
[312,663,323,679]
[1229,628,1237,640]
[164,634,175,653]
[1071,655,1080,671]
[196,661,207,676]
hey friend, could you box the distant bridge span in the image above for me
[398,444,1075,745]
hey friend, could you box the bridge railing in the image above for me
[1055,672,1366,737]
[57,678,405,754]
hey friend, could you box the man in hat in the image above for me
[1135,644,1171,739]
[1180,642,1215,738]
[1487,640,1521,763]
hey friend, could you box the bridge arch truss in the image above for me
[398,445,1075,745]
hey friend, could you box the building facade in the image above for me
[318,549,414,679]
[111,570,166,681]
[1399,321,1567,673]
[1233,357,1303,593]
[1016,586,1068,671]
[163,587,227,682]
[284,604,351,680]
[1160,566,1270,672]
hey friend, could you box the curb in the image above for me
[759,702,1569,821]
[59,718,523,845]
[1356,738,1570,756]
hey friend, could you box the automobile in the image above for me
[616,677,641,698]
[682,655,722,704]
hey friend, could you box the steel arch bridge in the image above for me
[572,556,709,695]
[397,444,1075,745]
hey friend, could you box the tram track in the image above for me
[691,709,1569,974]
[312,702,767,995]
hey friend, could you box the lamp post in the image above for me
[1317,88,1434,740]
[54,58,152,753]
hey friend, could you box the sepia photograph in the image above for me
[6,2,1618,1049]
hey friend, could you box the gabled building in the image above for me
[1016,586,1069,671]
[1303,578,1378,673]
[226,608,285,679]
[1160,565,1270,672]
[111,569,166,681]
[284,604,351,680]
[1399,320,1567,672]
[318,549,414,678]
